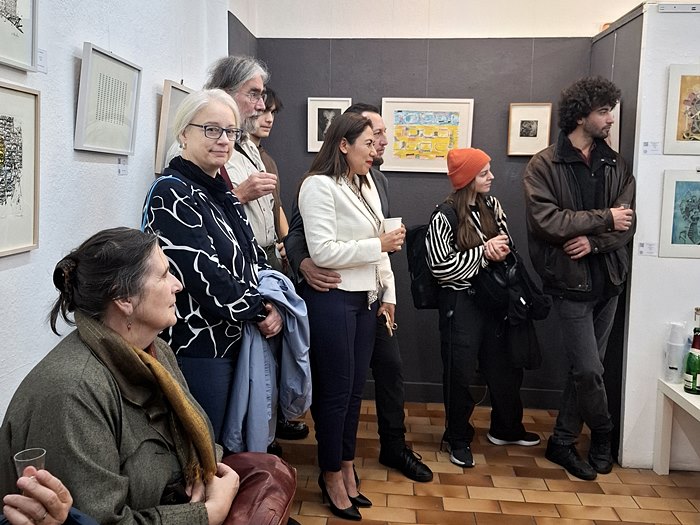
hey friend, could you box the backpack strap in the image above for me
[434,202,458,232]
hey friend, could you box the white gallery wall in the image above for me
[0,0,230,418]
[230,0,644,38]
[622,4,700,469]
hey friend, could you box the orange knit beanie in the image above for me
[446,148,491,190]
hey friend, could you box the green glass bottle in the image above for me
[683,328,700,394]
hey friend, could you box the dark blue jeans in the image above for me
[177,354,236,444]
[303,287,377,472]
[551,296,618,445]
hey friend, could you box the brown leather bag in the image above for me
[222,452,296,525]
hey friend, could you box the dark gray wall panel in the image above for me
[228,12,257,57]
[589,8,642,460]
[230,15,640,407]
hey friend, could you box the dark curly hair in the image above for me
[558,76,621,134]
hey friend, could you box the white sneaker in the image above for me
[487,431,540,447]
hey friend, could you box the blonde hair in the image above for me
[170,89,241,151]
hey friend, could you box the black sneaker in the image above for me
[487,431,541,447]
[448,445,475,468]
[276,418,310,440]
[379,445,433,482]
[588,433,613,474]
[544,437,596,480]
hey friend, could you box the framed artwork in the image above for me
[664,64,700,155]
[154,80,194,175]
[0,0,37,71]
[0,81,40,257]
[74,42,142,155]
[659,170,700,258]
[507,103,552,156]
[381,97,474,173]
[307,97,352,152]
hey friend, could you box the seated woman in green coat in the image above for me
[0,227,294,525]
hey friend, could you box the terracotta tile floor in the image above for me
[280,401,700,524]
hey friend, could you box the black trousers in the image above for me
[303,287,377,472]
[370,315,407,449]
[438,287,526,448]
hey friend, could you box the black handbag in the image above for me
[471,252,518,313]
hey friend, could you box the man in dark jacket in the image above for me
[285,103,433,482]
[523,77,636,481]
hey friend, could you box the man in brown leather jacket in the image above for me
[523,77,635,481]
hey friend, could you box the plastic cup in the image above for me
[664,342,686,384]
[668,322,688,345]
[382,217,402,233]
[13,447,46,478]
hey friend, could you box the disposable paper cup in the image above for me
[13,447,46,478]
[382,217,402,233]
[668,322,688,345]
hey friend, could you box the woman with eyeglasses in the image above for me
[142,89,284,445]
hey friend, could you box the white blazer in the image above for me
[298,172,396,304]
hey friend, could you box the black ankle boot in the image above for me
[545,437,597,480]
[588,432,613,474]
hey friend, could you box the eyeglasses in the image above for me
[242,90,267,103]
[188,124,242,141]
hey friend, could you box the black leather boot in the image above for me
[588,432,613,474]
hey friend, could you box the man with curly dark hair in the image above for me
[523,76,636,480]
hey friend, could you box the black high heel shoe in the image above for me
[348,492,372,508]
[318,473,361,521]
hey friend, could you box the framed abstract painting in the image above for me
[664,64,700,155]
[659,170,700,258]
[0,81,40,257]
[381,97,474,173]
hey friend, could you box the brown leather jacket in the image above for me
[523,132,636,296]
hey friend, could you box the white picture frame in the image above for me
[507,103,552,156]
[381,97,474,173]
[659,170,700,258]
[664,64,700,155]
[0,80,40,257]
[307,97,352,152]
[74,42,142,155]
[0,0,37,71]
[154,80,194,175]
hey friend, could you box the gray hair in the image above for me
[171,89,241,147]
[205,55,269,93]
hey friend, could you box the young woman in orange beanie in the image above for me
[425,148,539,468]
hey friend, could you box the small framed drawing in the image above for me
[155,80,194,175]
[664,64,700,155]
[381,97,474,173]
[0,81,40,257]
[507,103,552,156]
[74,42,142,155]
[307,97,352,152]
[659,170,700,258]
[0,0,37,71]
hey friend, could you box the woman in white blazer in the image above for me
[298,113,404,521]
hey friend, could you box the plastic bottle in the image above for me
[683,327,700,394]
